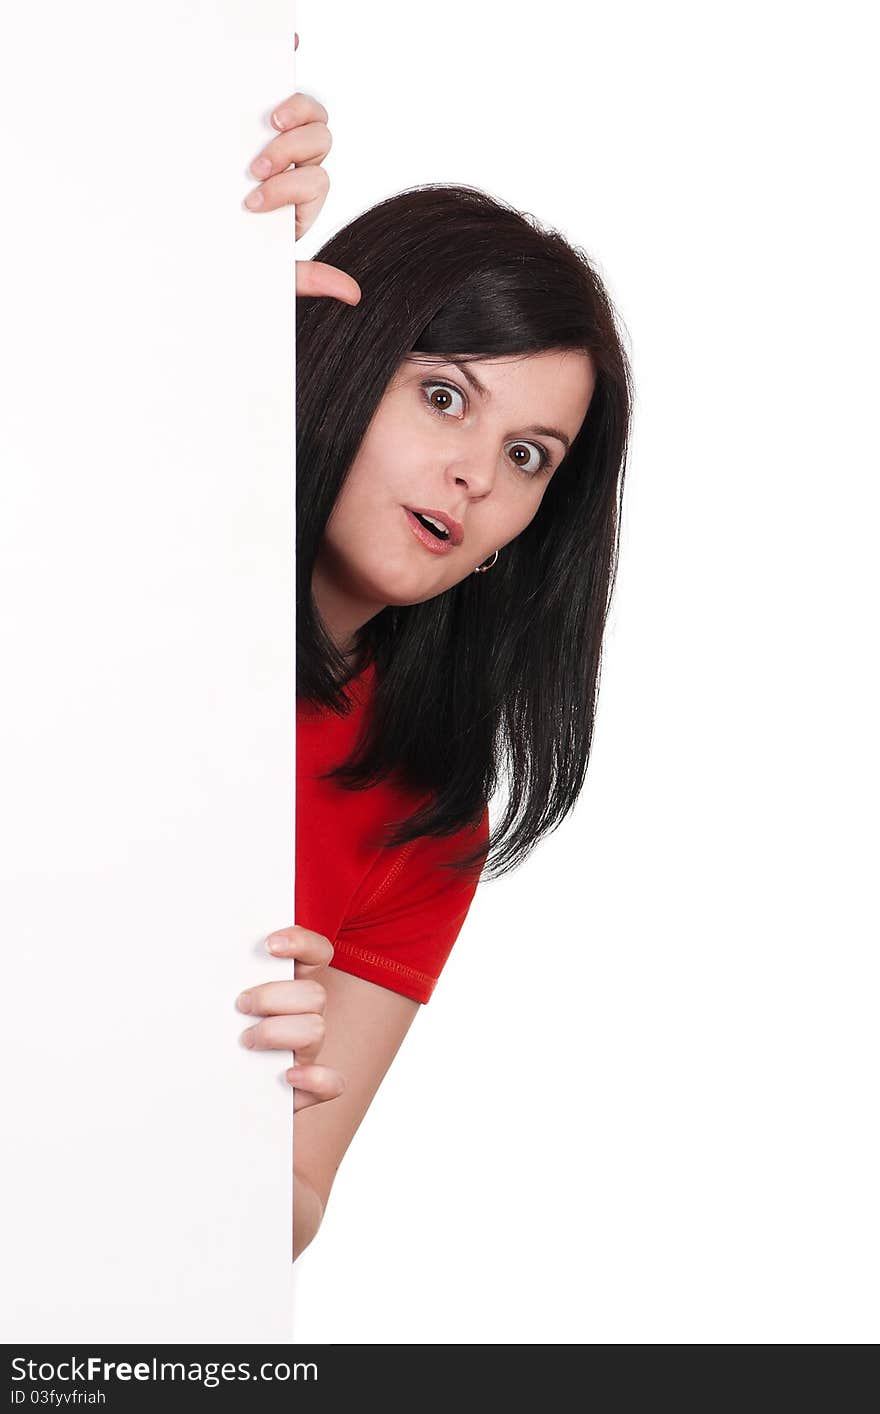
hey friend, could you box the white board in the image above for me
[0,2,298,1341]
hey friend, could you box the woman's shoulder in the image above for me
[328,791,489,1005]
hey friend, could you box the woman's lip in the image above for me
[405,505,464,544]
[403,507,457,555]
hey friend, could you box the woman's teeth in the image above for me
[413,511,449,540]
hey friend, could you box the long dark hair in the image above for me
[296,183,633,882]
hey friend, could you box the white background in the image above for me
[291,1,879,1342]
[1,1,877,1348]
[1,3,299,1340]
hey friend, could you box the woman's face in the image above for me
[312,349,596,646]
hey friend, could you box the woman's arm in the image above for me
[292,967,420,1259]
[294,1171,325,1255]
[237,929,420,1259]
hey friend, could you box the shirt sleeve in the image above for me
[328,805,490,1004]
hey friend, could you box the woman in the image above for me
[237,83,632,1260]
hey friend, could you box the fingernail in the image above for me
[266,936,285,954]
[237,991,253,1012]
[244,189,265,210]
[240,1028,256,1048]
[272,108,292,129]
[250,156,272,178]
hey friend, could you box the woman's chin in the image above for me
[354,558,450,608]
[375,581,444,609]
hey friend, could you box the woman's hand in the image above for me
[236,926,346,1113]
[243,38,361,307]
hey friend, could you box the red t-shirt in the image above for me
[295,658,490,1004]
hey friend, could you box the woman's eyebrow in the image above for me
[447,359,491,401]
[528,424,571,452]
[446,359,572,452]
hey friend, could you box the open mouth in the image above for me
[403,507,457,555]
[411,510,450,541]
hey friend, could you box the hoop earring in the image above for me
[473,549,499,574]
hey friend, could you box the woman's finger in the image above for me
[286,1064,346,1112]
[244,165,331,243]
[270,91,329,133]
[244,159,327,211]
[264,924,334,968]
[294,259,362,305]
[240,1011,326,1061]
[237,977,326,1018]
[249,120,331,180]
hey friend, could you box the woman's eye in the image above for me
[506,442,549,476]
[420,382,550,476]
[421,382,466,417]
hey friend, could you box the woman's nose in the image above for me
[444,438,498,497]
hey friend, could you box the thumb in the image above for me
[295,259,362,305]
